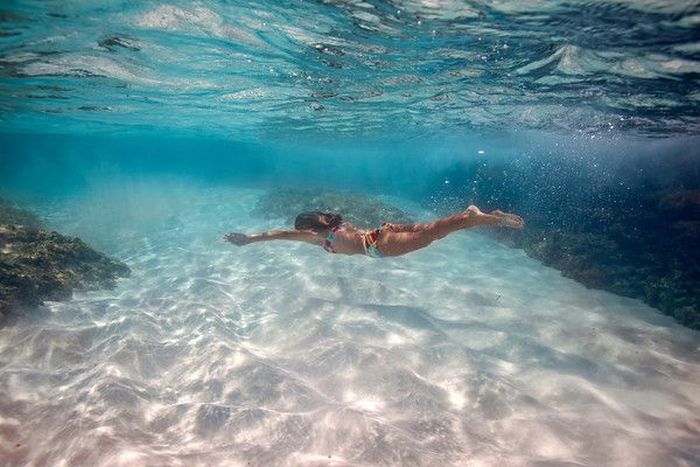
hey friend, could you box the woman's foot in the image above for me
[464,205,483,217]
[491,210,525,229]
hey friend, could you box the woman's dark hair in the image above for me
[294,211,343,232]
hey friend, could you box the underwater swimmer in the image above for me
[223,205,524,258]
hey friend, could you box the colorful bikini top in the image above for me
[323,226,339,253]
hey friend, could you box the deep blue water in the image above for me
[1,1,700,466]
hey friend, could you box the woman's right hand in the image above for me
[223,232,250,246]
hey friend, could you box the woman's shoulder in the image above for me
[339,223,361,232]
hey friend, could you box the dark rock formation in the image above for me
[0,201,130,319]
[492,225,700,329]
[254,187,413,229]
[424,155,700,330]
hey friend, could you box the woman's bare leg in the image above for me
[378,205,523,257]
[382,222,423,233]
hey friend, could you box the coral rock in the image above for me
[0,221,130,319]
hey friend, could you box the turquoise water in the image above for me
[1,0,699,138]
[1,1,700,466]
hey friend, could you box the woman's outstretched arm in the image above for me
[223,229,321,246]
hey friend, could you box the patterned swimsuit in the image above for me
[362,223,394,258]
[323,223,393,258]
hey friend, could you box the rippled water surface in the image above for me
[1,0,699,138]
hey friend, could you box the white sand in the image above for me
[0,183,698,466]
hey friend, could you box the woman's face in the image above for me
[318,214,332,228]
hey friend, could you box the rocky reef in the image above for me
[425,155,700,330]
[0,199,130,319]
[254,187,413,229]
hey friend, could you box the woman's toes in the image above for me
[496,212,524,229]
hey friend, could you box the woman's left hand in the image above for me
[223,232,250,246]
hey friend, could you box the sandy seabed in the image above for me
[1,184,698,466]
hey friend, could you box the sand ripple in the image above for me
[0,187,698,466]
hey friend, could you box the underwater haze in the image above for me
[1,1,700,466]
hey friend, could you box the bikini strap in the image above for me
[363,224,386,248]
[323,226,339,253]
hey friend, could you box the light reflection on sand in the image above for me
[0,185,698,466]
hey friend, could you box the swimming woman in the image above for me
[223,205,524,258]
